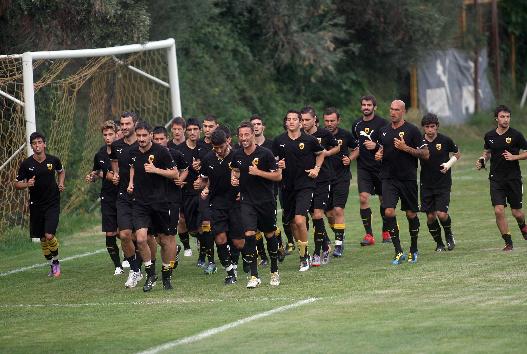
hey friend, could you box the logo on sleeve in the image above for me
[506,137,512,144]
[299,143,305,150]
[47,163,53,170]
[252,158,259,166]
[148,155,155,163]
[436,144,442,151]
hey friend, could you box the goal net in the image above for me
[0,39,181,239]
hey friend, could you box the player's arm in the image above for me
[231,167,240,186]
[476,150,490,169]
[14,175,35,190]
[57,168,65,192]
[440,151,461,174]
[348,147,359,162]
[324,145,340,157]
[503,150,527,161]
[394,138,429,160]
[127,165,134,193]
[248,166,282,181]
[151,166,179,179]
[306,151,325,178]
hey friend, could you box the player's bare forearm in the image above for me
[406,146,429,160]
[111,160,118,174]
[258,169,282,182]
[179,169,189,182]
[156,167,178,179]
[349,148,359,161]
[453,151,461,160]
[57,170,66,187]
[325,146,340,157]
[315,152,325,167]
[14,181,28,190]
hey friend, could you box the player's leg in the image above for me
[117,197,140,279]
[255,231,268,267]
[507,179,527,241]
[382,180,405,264]
[490,180,512,251]
[177,213,192,256]
[44,204,61,277]
[427,212,445,252]
[241,203,260,288]
[358,169,375,246]
[292,189,313,271]
[258,201,279,285]
[401,180,420,263]
[101,199,122,274]
[374,175,391,243]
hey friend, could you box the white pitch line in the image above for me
[0,249,106,277]
[137,297,318,354]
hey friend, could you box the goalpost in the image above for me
[0,38,182,237]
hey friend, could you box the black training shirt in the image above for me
[109,138,139,195]
[352,115,389,172]
[420,133,458,189]
[16,154,63,207]
[232,145,277,204]
[484,127,527,181]
[166,147,189,204]
[310,127,339,183]
[326,128,357,182]
[92,145,118,201]
[377,121,426,181]
[272,131,324,191]
[177,140,209,196]
[129,142,176,204]
[201,150,239,209]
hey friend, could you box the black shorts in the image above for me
[381,179,419,212]
[420,187,451,213]
[211,205,244,239]
[100,197,117,233]
[29,202,60,239]
[198,195,212,224]
[241,200,277,234]
[490,179,523,209]
[310,182,331,212]
[281,188,314,224]
[357,168,382,196]
[182,194,200,232]
[133,202,176,235]
[327,178,350,209]
[116,193,134,231]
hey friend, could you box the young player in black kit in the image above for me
[476,105,527,251]
[232,121,282,287]
[323,107,359,258]
[300,106,340,266]
[127,121,179,291]
[273,110,325,272]
[352,95,391,246]
[15,132,65,277]
[109,112,142,288]
[419,113,460,252]
[199,128,244,285]
[85,120,123,275]
[375,100,429,264]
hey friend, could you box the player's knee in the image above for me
[511,209,524,219]
[436,211,448,221]
[359,193,369,206]
[494,205,505,216]
[215,233,227,245]
[384,208,396,218]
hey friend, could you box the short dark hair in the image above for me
[250,114,265,125]
[238,121,254,134]
[101,120,117,133]
[323,107,340,119]
[216,125,231,138]
[171,116,186,129]
[113,120,121,130]
[203,114,218,124]
[153,126,168,137]
[360,95,377,107]
[300,106,317,118]
[30,131,46,143]
[121,111,139,123]
[283,110,301,129]
[186,117,201,129]
[211,129,228,146]
[135,121,152,133]
[494,104,511,118]
[421,113,439,126]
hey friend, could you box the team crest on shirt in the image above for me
[252,158,259,166]
[47,163,53,170]
[399,132,405,138]
[436,144,442,151]
[148,155,155,163]
[337,139,343,146]
[299,142,305,150]
[506,137,512,144]
[364,127,370,134]
[228,162,232,170]
[317,138,322,144]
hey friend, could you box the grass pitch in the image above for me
[1,125,527,353]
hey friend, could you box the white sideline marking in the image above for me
[137,297,318,354]
[0,249,106,277]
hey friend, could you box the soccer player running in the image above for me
[127,121,179,291]
[323,107,359,258]
[15,132,65,277]
[232,121,282,287]
[109,111,142,287]
[375,100,429,264]
[420,113,460,252]
[85,120,123,275]
[352,95,391,246]
[476,105,527,251]
[300,106,340,265]
[273,110,325,272]
[198,128,244,285]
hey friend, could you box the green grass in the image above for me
[1,123,527,353]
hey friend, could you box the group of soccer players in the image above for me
[15,96,527,291]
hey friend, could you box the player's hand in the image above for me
[231,175,239,187]
[85,171,96,183]
[127,184,133,194]
[439,163,449,174]
[112,173,120,185]
[342,155,351,166]
[394,137,408,152]
[201,188,209,199]
[236,192,240,201]
[502,150,516,161]
[375,146,383,161]
[363,139,377,150]
[27,176,36,188]
[248,165,260,176]
[278,158,286,169]
[475,157,485,170]
[193,177,202,190]
[174,177,186,187]
[192,157,201,171]
[305,166,320,178]
[144,162,157,174]
[58,183,65,192]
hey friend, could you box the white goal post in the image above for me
[1,38,182,157]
